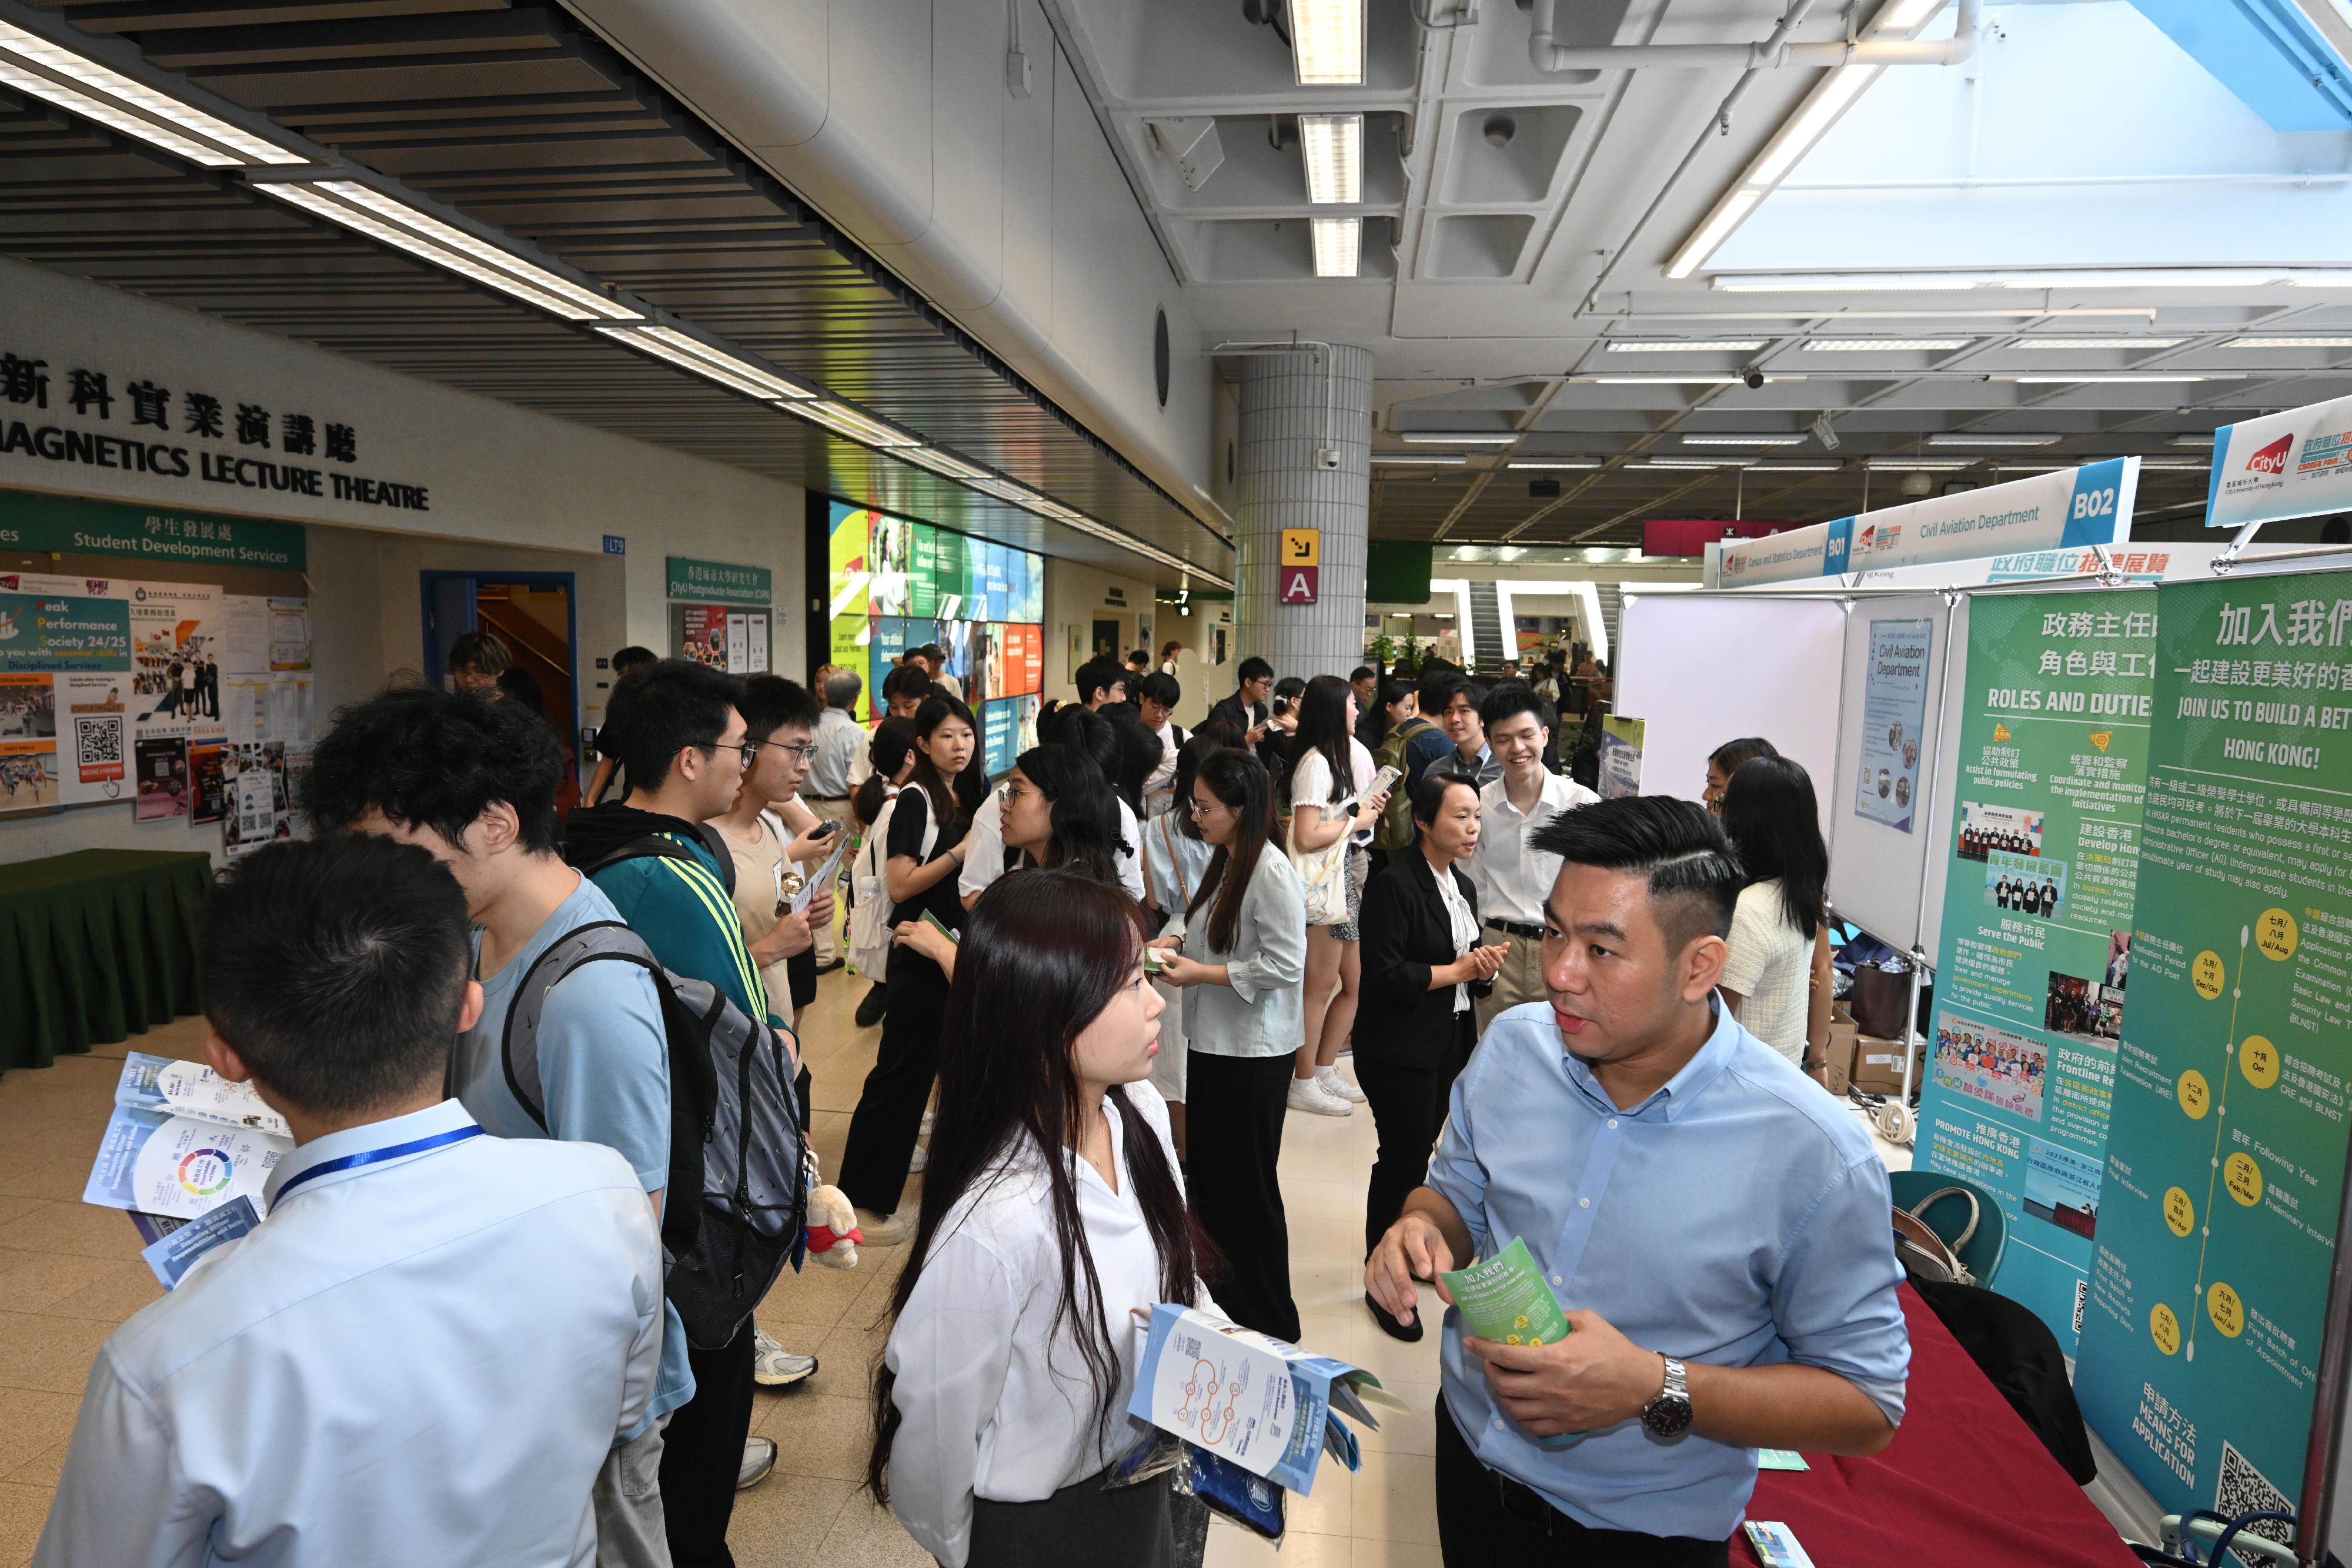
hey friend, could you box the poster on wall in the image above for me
[673,606,771,675]
[126,583,223,740]
[0,668,58,814]
[1853,618,1933,832]
[189,740,226,824]
[2074,573,2352,1558]
[1598,715,1645,799]
[268,599,311,671]
[55,672,128,806]
[222,742,289,858]
[0,590,131,673]
[133,734,189,822]
[1914,590,2156,1350]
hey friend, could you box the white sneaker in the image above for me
[854,1206,910,1246]
[1287,1075,1352,1116]
[1317,1065,1367,1104]
[909,1144,928,1174]
[737,1436,777,1490]
[751,1325,818,1388]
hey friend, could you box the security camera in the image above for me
[1741,366,1766,390]
[1313,446,1341,470]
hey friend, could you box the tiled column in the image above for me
[1234,343,1372,681]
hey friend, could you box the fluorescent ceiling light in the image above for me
[1926,433,2060,446]
[1299,113,1362,204]
[1508,460,1602,469]
[1665,189,1762,282]
[1879,0,1945,24]
[1719,270,2352,292]
[0,17,305,168]
[1401,432,1517,444]
[2004,374,2219,384]
[2139,459,2211,469]
[1751,462,1844,471]
[1753,64,1884,188]
[2019,337,2186,349]
[1716,275,1976,292]
[1575,374,1804,385]
[897,447,992,483]
[1289,0,1364,84]
[1631,457,1750,469]
[594,325,813,398]
[1374,454,1468,464]
[1866,457,1977,469]
[1681,434,1805,445]
[1994,463,2067,472]
[2229,336,2352,348]
[1606,340,1767,353]
[785,400,923,447]
[1310,217,1360,279]
[2170,435,2216,447]
[1805,338,1968,351]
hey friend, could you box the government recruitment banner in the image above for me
[2075,571,2352,1558]
[1712,459,2140,588]
[2206,392,2352,532]
[1915,590,2157,1352]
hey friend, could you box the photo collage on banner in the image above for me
[825,500,1043,775]
[2076,572,2352,1547]
[0,566,310,847]
[1915,590,2158,1353]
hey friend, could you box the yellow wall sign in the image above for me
[1280,528,1321,567]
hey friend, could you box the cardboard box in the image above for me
[1806,1041,1852,1096]
[1850,1035,1924,1096]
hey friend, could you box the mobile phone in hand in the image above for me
[810,820,841,841]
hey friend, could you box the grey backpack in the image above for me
[499,919,808,1350]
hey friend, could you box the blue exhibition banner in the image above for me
[1715,459,2140,587]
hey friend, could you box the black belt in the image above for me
[1485,918,1545,941]
[807,795,850,802]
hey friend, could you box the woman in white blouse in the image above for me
[1718,754,1830,1066]
[871,869,1211,1568]
[1283,674,1390,1117]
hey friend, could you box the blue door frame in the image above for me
[419,570,583,783]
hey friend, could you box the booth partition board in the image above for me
[1614,592,1847,844]
[1827,593,1957,957]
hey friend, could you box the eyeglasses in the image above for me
[757,740,818,764]
[700,741,756,769]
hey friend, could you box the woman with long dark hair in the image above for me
[1139,733,1236,1158]
[870,871,1209,1567]
[1719,754,1829,1065]
[1282,674,1389,1117]
[846,717,921,1029]
[839,694,986,1243]
[1702,734,1779,817]
[1152,748,1307,1340]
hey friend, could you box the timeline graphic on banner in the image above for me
[1712,460,2140,588]
[1915,590,2158,1352]
[2074,571,2352,1555]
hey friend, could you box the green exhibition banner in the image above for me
[1915,590,2157,1352]
[909,523,938,618]
[2075,570,2352,1550]
[931,529,967,617]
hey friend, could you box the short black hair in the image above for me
[1138,671,1180,708]
[1529,795,1743,954]
[1349,666,1377,686]
[447,630,510,676]
[821,668,862,710]
[1237,656,1274,684]
[739,674,820,743]
[306,684,564,853]
[883,663,935,704]
[1709,735,1779,775]
[612,646,658,677]
[1410,767,1479,825]
[1128,648,1150,664]
[606,658,741,792]
[1479,681,1547,735]
[1037,701,1120,778]
[201,835,472,1115]
[1418,667,1468,714]
[1075,658,1126,704]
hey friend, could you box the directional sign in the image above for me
[1279,566,1319,604]
[1281,527,1321,566]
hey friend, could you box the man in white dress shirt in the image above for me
[1466,683,1597,1031]
[36,834,664,1568]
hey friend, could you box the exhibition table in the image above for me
[1743,1283,2139,1568]
[0,850,210,1071]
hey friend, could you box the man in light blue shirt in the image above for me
[305,686,690,1567]
[38,834,663,1568]
[1368,795,1907,1564]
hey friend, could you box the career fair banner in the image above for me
[2075,571,2352,1549]
[1915,590,2158,1352]
[2206,392,2352,532]
[1853,618,1933,833]
[1713,459,2140,589]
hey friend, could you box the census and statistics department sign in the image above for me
[1712,459,2139,589]
[665,556,771,606]
[0,490,305,571]
[2206,392,2352,531]
[0,344,428,516]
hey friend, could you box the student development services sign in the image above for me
[1713,459,2139,589]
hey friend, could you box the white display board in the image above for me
[1615,593,1848,842]
[1826,593,1957,954]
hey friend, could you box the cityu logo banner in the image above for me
[2247,434,2292,475]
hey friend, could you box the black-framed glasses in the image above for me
[698,741,756,769]
[757,739,818,764]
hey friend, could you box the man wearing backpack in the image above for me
[1372,688,1442,855]
[564,658,786,1568]
[305,687,691,1568]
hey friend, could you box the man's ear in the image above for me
[1682,931,1729,1004]
[455,979,485,1037]
[473,801,520,856]
[203,1031,253,1084]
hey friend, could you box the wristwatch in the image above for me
[1641,1356,1693,1439]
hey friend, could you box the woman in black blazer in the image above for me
[1355,769,1509,1340]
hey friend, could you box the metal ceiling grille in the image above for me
[0,0,1233,583]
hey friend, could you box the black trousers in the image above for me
[1435,1395,1730,1567]
[660,1318,758,1568]
[838,947,949,1215]
[968,1467,1174,1567]
[1182,1049,1299,1343]
[1355,1012,1475,1256]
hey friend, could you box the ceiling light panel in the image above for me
[1401,432,1517,443]
[1605,340,1768,353]
[896,447,991,483]
[1310,217,1360,278]
[2171,435,2217,447]
[1866,457,1977,469]
[1289,0,1365,84]
[0,17,305,167]
[1681,435,1806,445]
[594,325,813,399]
[786,400,923,447]
[1925,433,2061,446]
[1719,270,2352,291]
[1804,338,1969,351]
[1299,113,1362,204]
[1507,460,1602,469]
[2229,337,2352,348]
[1632,457,1751,469]
[1372,454,1468,464]
[2004,374,2216,383]
[1575,375,1804,384]
[2019,337,2186,349]
[1750,462,1844,471]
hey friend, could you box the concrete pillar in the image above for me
[1233,343,1372,682]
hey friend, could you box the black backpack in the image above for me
[497,890,808,1350]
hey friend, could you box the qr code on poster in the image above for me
[75,716,122,767]
[2214,1440,2294,1567]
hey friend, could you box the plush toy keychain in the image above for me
[804,1182,861,1269]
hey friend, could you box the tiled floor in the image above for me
[0,977,1912,1567]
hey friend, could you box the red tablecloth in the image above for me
[1742,1283,2139,1568]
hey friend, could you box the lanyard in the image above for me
[273,1125,485,1202]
